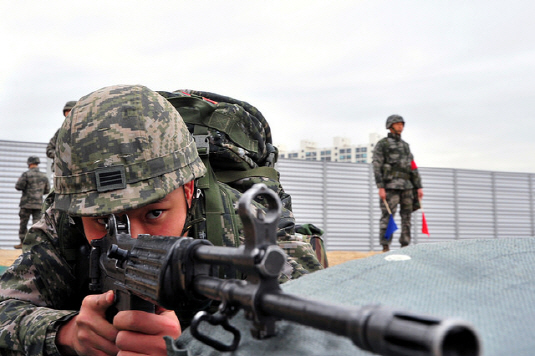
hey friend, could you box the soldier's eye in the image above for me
[147,210,163,220]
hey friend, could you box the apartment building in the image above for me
[278,133,381,164]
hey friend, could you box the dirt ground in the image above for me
[0,250,380,267]
[326,251,382,266]
[0,250,22,266]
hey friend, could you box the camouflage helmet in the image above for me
[27,156,40,165]
[53,85,207,216]
[385,114,405,129]
[63,101,77,115]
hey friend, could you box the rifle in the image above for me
[89,183,480,356]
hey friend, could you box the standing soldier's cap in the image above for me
[63,101,77,115]
[27,156,41,165]
[53,85,207,216]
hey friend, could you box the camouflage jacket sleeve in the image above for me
[14,172,27,192]
[46,130,59,159]
[277,236,324,282]
[372,138,387,188]
[0,210,79,356]
[276,209,324,283]
[43,178,51,196]
[406,144,423,189]
[410,164,423,189]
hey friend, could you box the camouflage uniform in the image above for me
[45,129,59,161]
[15,158,50,242]
[0,85,321,355]
[372,129,422,247]
[46,101,77,172]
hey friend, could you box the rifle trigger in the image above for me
[190,311,241,352]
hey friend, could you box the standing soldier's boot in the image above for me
[382,244,390,252]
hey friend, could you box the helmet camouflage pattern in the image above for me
[63,100,77,114]
[27,156,40,165]
[53,84,206,216]
[385,114,405,129]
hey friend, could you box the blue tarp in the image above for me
[175,238,535,356]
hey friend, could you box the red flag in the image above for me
[411,160,418,170]
[421,212,430,236]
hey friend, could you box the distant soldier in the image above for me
[372,115,423,252]
[14,156,50,249]
[46,100,77,171]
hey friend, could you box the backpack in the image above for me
[158,90,326,274]
[54,89,325,285]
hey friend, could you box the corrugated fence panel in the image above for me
[277,159,326,229]
[323,162,375,251]
[531,174,535,237]
[0,140,50,249]
[0,141,533,252]
[494,172,532,237]
[456,170,495,240]
[276,158,535,252]
[414,167,456,244]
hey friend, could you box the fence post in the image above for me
[368,164,376,251]
[529,174,534,237]
[322,160,328,249]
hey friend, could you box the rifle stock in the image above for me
[89,184,480,356]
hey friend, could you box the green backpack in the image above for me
[158,90,326,275]
[55,89,324,276]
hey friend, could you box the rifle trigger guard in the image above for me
[190,311,241,352]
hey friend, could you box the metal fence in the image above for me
[276,159,535,251]
[0,140,534,252]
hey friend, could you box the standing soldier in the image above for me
[46,100,77,171]
[14,156,50,249]
[372,115,423,252]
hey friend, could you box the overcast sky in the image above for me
[1,1,534,173]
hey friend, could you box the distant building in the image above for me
[278,134,381,164]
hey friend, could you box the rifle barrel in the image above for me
[193,276,479,356]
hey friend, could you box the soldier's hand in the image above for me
[113,306,181,355]
[56,290,119,356]
[417,188,423,200]
[378,188,386,201]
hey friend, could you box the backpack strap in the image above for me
[215,166,279,184]
[193,124,224,248]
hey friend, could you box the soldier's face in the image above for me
[390,122,404,134]
[81,180,194,242]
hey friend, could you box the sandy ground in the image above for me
[326,251,382,266]
[0,250,381,267]
[0,250,22,266]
